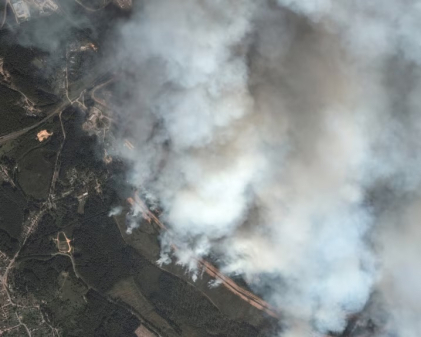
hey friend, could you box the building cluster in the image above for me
[32,0,59,14]
[10,0,58,23]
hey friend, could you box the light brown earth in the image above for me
[36,130,53,142]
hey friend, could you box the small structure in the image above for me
[0,59,11,83]
[32,0,59,15]
[36,130,53,142]
[11,0,31,22]
[80,43,98,52]
[134,325,155,337]
[124,139,135,150]
[77,191,88,214]
[114,0,132,10]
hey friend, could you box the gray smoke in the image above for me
[112,1,421,335]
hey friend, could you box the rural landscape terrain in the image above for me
[0,1,283,336]
[0,0,387,336]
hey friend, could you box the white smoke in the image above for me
[373,198,421,337]
[111,0,421,336]
[108,206,123,217]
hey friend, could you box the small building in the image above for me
[11,0,31,22]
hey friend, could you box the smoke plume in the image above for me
[111,0,421,335]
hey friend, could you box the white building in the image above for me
[11,0,31,22]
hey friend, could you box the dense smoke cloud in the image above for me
[112,1,421,335]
